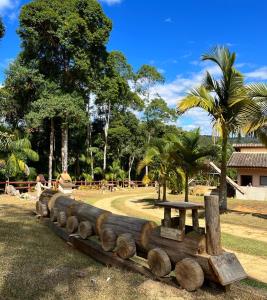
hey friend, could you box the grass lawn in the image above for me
[0,193,267,299]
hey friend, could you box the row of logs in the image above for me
[36,190,212,291]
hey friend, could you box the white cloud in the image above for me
[148,64,221,134]
[150,64,220,106]
[245,67,267,80]
[0,0,13,11]
[164,17,172,23]
[100,0,122,5]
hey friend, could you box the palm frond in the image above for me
[177,86,215,115]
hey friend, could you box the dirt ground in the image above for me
[0,190,267,299]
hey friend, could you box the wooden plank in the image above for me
[160,226,184,241]
[43,218,70,241]
[209,252,247,285]
[156,202,204,210]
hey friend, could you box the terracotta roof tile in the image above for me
[228,152,267,168]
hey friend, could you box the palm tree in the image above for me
[177,46,249,211]
[0,134,39,181]
[105,160,123,182]
[242,84,267,142]
[171,129,216,202]
[138,138,173,201]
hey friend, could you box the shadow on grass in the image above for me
[0,203,104,299]
[130,198,162,210]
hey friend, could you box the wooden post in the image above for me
[204,195,222,255]
[163,207,171,227]
[192,209,199,232]
[179,209,186,237]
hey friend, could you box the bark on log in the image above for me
[175,258,204,291]
[66,216,79,233]
[101,214,156,250]
[52,195,77,216]
[57,211,67,227]
[204,195,222,255]
[36,201,41,214]
[116,233,136,259]
[67,202,111,235]
[39,189,57,204]
[40,203,49,217]
[48,192,66,211]
[50,208,58,222]
[100,228,117,251]
[78,221,93,239]
[147,248,171,277]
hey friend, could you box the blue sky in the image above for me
[0,0,267,133]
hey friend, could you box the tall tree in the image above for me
[27,87,86,179]
[135,66,165,181]
[18,0,112,171]
[95,51,142,172]
[177,46,249,211]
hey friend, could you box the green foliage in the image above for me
[0,135,39,179]
[0,17,5,40]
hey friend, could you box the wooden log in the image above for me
[100,228,117,251]
[50,208,58,222]
[116,233,136,259]
[52,195,77,214]
[175,258,204,291]
[148,227,206,255]
[57,211,67,227]
[147,248,171,277]
[66,216,79,233]
[47,192,65,211]
[78,221,93,239]
[101,214,157,250]
[204,195,222,255]
[39,189,57,204]
[40,203,49,217]
[67,202,111,234]
[36,201,41,214]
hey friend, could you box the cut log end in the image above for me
[147,248,171,277]
[40,203,49,217]
[66,216,79,233]
[96,212,111,236]
[50,208,58,222]
[78,221,93,239]
[57,211,67,227]
[47,192,65,211]
[116,233,136,259]
[175,258,204,291]
[141,221,157,250]
[100,228,117,252]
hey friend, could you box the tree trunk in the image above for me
[219,134,228,212]
[61,123,68,172]
[48,119,55,187]
[128,156,135,183]
[162,177,167,201]
[145,132,151,186]
[103,102,111,172]
[85,96,94,180]
[185,172,189,202]
[158,182,161,201]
